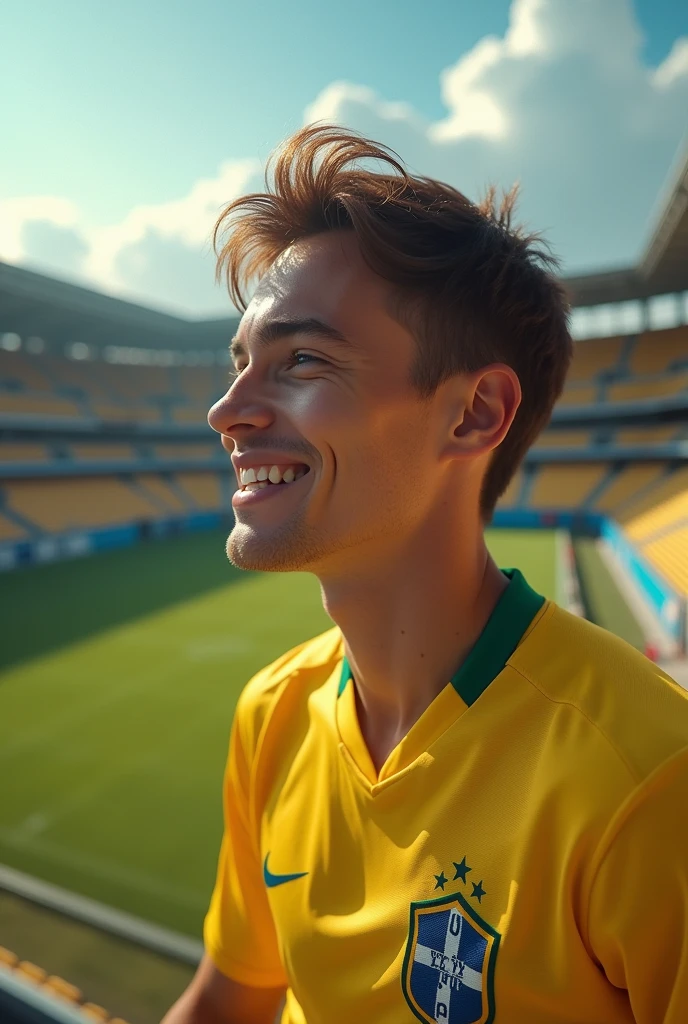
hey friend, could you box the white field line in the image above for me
[0,861,203,965]
[555,529,585,617]
[597,539,678,660]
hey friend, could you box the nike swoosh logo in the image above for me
[263,853,308,888]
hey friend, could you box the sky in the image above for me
[1,0,687,320]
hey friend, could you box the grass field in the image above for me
[0,527,563,939]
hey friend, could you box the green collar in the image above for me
[337,568,545,705]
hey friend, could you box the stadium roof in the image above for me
[565,138,688,307]
[1,137,687,347]
[0,260,240,351]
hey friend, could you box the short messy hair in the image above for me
[213,124,572,518]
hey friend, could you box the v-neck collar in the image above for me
[335,569,545,786]
[338,568,544,702]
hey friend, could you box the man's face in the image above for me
[208,232,446,576]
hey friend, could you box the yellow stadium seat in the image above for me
[607,373,688,404]
[533,430,590,448]
[567,335,625,381]
[0,393,80,416]
[42,975,82,1003]
[529,464,609,509]
[0,443,48,461]
[0,351,54,391]
[80,1003,110,1022]
[71,444,134,461]
[4,477,161,532]
[555,385,597,407]
[496,468,523,509]
[0,946,18,968]
[615,426,678,445]
[629,326,688,375]
[15,961,47,985]
[175,472,223,509]
[135,473,188,512]
[594,465,668,513]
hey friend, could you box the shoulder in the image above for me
[510,601,688,785]
[233,625,344,756]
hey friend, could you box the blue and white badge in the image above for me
[401,892,500,1024]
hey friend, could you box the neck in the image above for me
[318,509,508,773]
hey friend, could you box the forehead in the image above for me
[238,232,408,350]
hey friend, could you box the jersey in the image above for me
[203,568,688,1023]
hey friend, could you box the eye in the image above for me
[287,350,322,368]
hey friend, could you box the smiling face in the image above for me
[208,232,468,576]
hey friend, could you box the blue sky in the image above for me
[2,0,687,317]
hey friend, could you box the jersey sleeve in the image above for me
[203,689,288,989]
[587,747,688,1023]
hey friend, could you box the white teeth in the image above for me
[239,463,308,489]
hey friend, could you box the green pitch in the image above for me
[0,528,557,937]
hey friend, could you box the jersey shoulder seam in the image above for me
[507,661,641,786]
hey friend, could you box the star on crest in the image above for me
[434,871,448,891]
[452,856,471,883]
[471,880,486,903]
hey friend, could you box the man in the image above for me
[163,125,688,1023]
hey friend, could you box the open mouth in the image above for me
[238,464,310,492]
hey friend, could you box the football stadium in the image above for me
[0,143,687,1022]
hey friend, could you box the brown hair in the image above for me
[213,124,572,518]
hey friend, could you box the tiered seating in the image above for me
[606,373,688,404]
[3,478,162,532]
[0,515,25,540]
[621,471,688,595]
[529,464,608,509]
[155,443,217,460]
[496,468,523,509]
[642,527,688,596]
[0,350,225,423]
[618,466,688,524]
[629,325,688,375]
[554,384,597,407]
[136,473,190,512]
[0,350,54,391]
[0,944,130,1023]
[0,393,80,416]
[71,443,135,461]
[556,325,688,408]
[0,443,49,461]
[615,425,679,445]
[534,430,590,448]
[593,465,668,513]
[567,336,625,381]
[176,472,222,508]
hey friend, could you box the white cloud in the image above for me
[0,160,260,317]
[1,0,687,316]
[302,0,688,274]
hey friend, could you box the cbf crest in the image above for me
[401,892,500,1024]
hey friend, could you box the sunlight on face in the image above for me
[208,233,441,577]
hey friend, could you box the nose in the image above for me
[207,373,274,438]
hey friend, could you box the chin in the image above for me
[225,523,325,574]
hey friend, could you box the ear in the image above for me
[445,364,521,460]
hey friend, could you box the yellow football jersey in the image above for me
[204,569,688,1023]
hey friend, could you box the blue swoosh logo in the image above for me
[263,853,308,888]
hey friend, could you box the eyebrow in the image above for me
[229,316,352,361]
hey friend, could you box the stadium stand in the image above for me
[0,944,130,1024]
